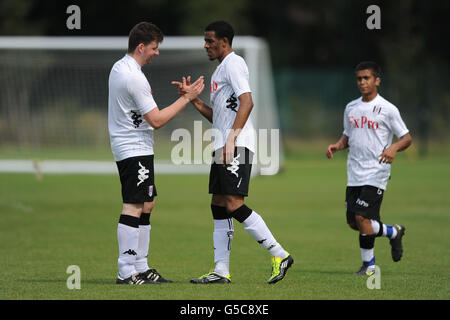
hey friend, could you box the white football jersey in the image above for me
[108,55,157,161]
[210,52,256,152]
[343,94,409,190]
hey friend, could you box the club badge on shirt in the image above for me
[149,185,154,197]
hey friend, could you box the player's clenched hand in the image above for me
[379,146,397,164]
[326,144,338,159]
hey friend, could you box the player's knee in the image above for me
[211,194,226,207]
[211,204,229,220]
[122,203,143,216]
[355,214,367,227]
[224,195,244,213]
[225,202,241,214]
[355,214,373,234]
[230,204,253,223]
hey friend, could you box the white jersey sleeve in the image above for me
[388,106,409,138]
[225,57,251,98]
[127,73,157,116]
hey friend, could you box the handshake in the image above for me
[172,76,204,103]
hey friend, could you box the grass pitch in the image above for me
[0,151,449,300]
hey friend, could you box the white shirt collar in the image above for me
[220,51,235,65]
[124,54,142,70]
[360,93,379,104]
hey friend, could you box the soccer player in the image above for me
[108,22,204,284]
[326,61,412,275]
[173,21,293,284]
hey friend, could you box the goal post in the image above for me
[0,36,283,175]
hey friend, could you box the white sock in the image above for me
[371,220,398,239]
[361,248,375,266]
[213,218,233,277]
[242,211,288,258]
[135,224,151,273]
[117,216,140,279]
[383,224,398,239]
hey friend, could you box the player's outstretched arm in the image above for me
[326,135,349,159]
[144,76,205,129]
[172,76,213,123]
[379,133,412,164]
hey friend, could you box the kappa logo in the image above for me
[130,110,143,128]
[226,93,238,112]
[137,162,149,186]
[122,249,137,256]
[226,153,241,177]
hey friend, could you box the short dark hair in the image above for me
[355,61,381,78]
[128,22,164,53]
[205,20,234,46]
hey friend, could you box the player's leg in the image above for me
[370,219,405,262]
[190,155,232,284]
[359,187,396,239]
[370,219,398,239]
[210,194,234,279]
[117,202,143,282]
[221,147,288,259]
[224,147,293,284]
[137,199,173,283]
[362,187,406,262]
[355,214,376,275]
[225,194,293,284]
[190,204,233,284]
[346,187,359,231]
[225,194,287,258]
[133,155,172,283]
[135,199,154,274]
[115,155,160,284]
[349,186,383,275]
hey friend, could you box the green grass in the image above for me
[0,152,449,300]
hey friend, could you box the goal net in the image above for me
[0,36,282,175]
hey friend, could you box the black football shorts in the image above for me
[209,147,253,197]
[346,185,384,224]
[116,155,157,203]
